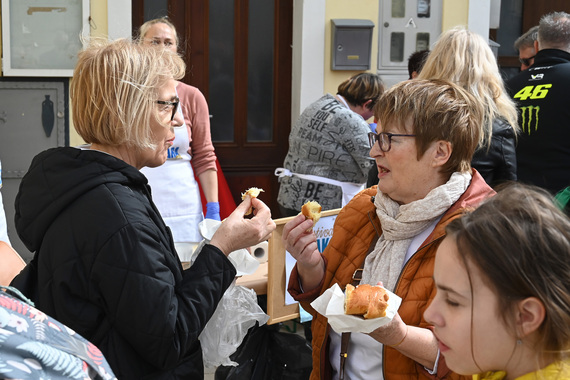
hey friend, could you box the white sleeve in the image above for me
[0,161,11,245]
[424,348,440,375]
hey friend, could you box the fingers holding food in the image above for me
[212,194,275,255]
[301,200,322,231]
[241,187,264,215]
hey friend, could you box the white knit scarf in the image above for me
[361,171,472,291]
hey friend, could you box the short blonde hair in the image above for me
[374,79,483,177]
[417,26,518,149]
[138,17,179,47]
[70,38,185,149]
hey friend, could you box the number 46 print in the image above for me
[514,84,552,101]
[514,84,552,135]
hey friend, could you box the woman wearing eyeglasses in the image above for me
[10,38,276,379]
[138,17,221,267]
[283,79,494,380]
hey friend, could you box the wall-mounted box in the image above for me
[1,0,89,77]
[331,19,374,70]
[377,0,442,71]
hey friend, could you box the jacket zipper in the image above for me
[380,234,445,380]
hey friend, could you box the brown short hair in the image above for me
[70,38,185,149]
[337,72,384,110]
[447,183,570,364]
[374,79,483,177]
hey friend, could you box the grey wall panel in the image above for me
[0,80,67,261]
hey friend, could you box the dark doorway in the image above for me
[132,0,293,217]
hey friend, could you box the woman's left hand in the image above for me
[367,313,408,346]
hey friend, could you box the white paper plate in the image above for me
[310,283,402,333]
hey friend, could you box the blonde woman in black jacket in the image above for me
[11,38,275,379]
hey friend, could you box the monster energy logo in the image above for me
[520,105,540,135]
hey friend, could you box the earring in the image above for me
[516,339,522,345]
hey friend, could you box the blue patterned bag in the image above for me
[0,286,117,379]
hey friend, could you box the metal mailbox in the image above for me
[331,19,375,70]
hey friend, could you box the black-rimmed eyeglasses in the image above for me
[518,55,535,67]
[156,98,180,121]
[368,132,416,152]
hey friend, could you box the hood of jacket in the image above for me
[15,147,148,253]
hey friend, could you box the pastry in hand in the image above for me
[241,187,264,215]
[344,283,389,319]
[301,200,322,230]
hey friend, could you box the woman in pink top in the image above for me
[139,17,219,266]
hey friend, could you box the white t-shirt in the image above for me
[329,217,441,379]
[0,160,11,245]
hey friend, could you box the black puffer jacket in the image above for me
[471,117,517,187]
[11,147,236,379]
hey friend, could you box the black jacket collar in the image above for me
[530,48,570,68]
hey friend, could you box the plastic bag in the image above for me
[200,282,269,369]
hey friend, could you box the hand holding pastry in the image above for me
[210,188,275,255]
[282,212,324,292]
[301,200,322,231]
[241,187,264,215]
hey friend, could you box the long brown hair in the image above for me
[447,183,570,364]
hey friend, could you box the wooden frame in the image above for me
[267,208,341,324]
[1,0,89,77]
